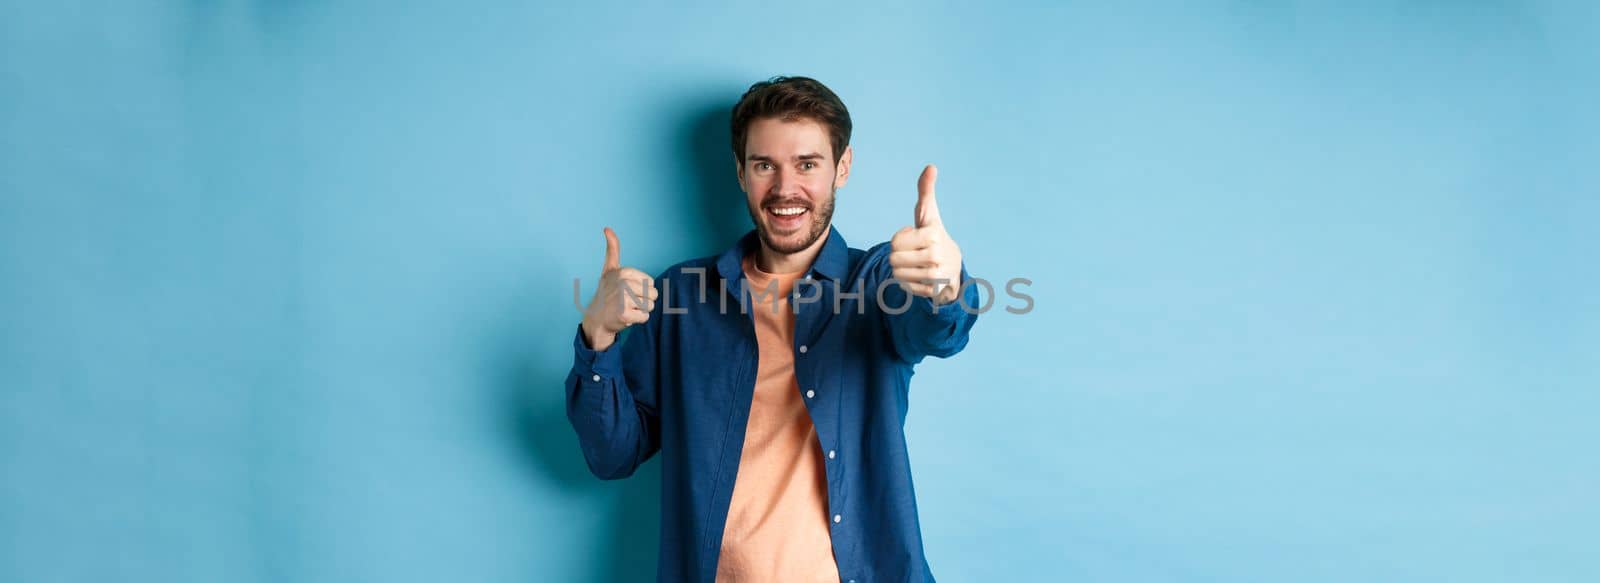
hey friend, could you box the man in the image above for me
[566,76,980,583]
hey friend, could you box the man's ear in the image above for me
[834,146,853,188]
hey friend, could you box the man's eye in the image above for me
[801,162,816,170]
[756,162,772,171]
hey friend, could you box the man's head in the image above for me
[731,76,853,255]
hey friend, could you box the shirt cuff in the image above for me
[572,323,625,378]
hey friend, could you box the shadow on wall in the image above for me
[683,98,753,255]
[499,95,747,583]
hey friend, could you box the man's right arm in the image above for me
[564,227,662,480]
[564,320,661,480]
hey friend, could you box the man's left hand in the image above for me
[890,164,962,305]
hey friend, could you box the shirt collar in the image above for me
[715,226,849,284]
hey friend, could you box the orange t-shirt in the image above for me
[715,255,840,583]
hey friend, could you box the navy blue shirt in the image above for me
[565,227,981,583]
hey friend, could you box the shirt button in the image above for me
[805,389,815,399]
[828,449,836,459]
[591,374,600,382]
[799,345,808,354]
[833,514,842,523]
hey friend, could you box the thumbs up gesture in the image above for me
[581,227,658,351]
[890,165,963,305]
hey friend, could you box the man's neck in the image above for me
[755,225,830,274]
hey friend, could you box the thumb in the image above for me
[602,227,621,272]
[915,164,942,228]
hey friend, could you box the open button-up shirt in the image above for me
[565,228,981,583]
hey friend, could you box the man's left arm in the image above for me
[882,164,981,363]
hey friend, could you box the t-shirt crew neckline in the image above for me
[741,253,809,285]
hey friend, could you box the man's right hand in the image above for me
[580,227,657,352]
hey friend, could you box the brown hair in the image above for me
[730,76,852,166]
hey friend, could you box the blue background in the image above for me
[3,1,1597,581]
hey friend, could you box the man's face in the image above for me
[737,117,851,255]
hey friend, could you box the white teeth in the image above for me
[771,207,806,216]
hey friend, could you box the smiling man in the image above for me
[566,76,981,583]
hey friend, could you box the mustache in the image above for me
[760,197,812,209]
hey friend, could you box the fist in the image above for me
[581,227,658,351]
[889,164,963,305]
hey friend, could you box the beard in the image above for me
[747,186,835,255]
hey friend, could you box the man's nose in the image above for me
[772,167,802,197]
